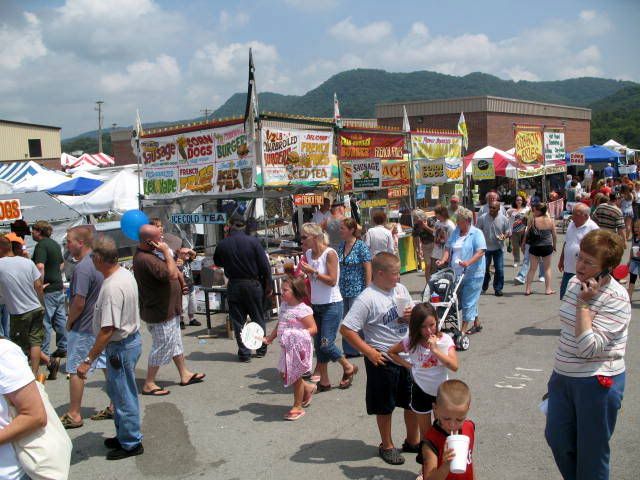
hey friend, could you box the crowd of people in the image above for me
[0,164,635,479]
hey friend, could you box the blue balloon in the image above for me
[120,209,149,241]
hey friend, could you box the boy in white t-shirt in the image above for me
[340,252,419,466]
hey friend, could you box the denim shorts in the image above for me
[66,330,107,374]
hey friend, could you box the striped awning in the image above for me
[68,153,115,168]
[0,161,46,184]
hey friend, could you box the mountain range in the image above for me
[63,69,640,152]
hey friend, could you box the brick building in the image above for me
[110,128,137,166]
[376,96,591,154]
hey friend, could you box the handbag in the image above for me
[8,381,72,480]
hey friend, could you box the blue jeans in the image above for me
[106,332,143,450]
[312,301,344,363]
[42,291,67,354]
[0,304,9,337]
[560,272,575,300]
[341,296,364,357]
[483,249,504,293]
[545,371,625,480]
[516,245,545,282]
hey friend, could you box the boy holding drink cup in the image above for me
[418,379,475,480]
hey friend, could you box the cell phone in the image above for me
[581,268,610,290]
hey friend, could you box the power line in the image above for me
[200,108,214,122]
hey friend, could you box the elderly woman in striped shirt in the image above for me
[545,229,630,480]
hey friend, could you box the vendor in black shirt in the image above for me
[213,215,272,362]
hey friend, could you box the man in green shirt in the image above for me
[32,220,67,360]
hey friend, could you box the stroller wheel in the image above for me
[454,333,470,351]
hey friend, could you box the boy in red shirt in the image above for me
[418,379,475,480]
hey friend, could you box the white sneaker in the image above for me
[538,276,545,282]
[514,277,525,285]
[513,263,518,268]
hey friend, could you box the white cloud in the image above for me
[0,12,46,70]
[329,17,392,44]
[580,10,597,21]
[101,55,181,94]
[219,10,249,30]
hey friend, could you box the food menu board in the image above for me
[260,128,335,186]
[140,123,256,199]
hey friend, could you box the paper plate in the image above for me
[240,322,265,350]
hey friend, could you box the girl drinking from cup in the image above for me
[264,277,318,421]
[387,303,458,439]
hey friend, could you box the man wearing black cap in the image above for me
[213,214,272,362]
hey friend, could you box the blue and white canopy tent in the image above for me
[0,161,47,185]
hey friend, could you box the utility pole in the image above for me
[201,108,213,122]
[95,100,104,153]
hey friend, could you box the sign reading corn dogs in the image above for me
[140,122,256,199]
[261,128,334,186]
[411,134,463,185]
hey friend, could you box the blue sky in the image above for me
[1,0,638,137]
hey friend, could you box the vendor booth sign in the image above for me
[261,128,334,186]
[544,131,565,164]
[388,186,409,199]
[340,159,409,192]
[141,124,256,199]
[0,198,22,221]
[514,126,543,166]
[293,194,324,206]
[170,212,227,224]
[569,152,585,166]
[351,159,381,190]
[472,159,495,180]
[360,198,388,209]
[338,132,404,160]
[411,134,462,185]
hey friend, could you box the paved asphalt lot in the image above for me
[47,236,639,479]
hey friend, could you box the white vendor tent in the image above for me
[59,170,141,214]
[13,169,69,192]
[61,153,80,167]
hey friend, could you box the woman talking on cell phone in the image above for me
[545,229,631,480]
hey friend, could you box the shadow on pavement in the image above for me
[185,351,239,363]
[515,326,561,336]
[136,402,199,476]
[238,402,288,422]
[340,464,417,480]
[245,367,285,394]
[70,431,108,465]
[290,438,373,464]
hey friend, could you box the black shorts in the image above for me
[410,382,436,414]
[529,245,554,258]
[364,357,412,415]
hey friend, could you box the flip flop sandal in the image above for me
[284,409,306,421]
[339,365,359,389]
[180,373,206,386]
[316,383,332,393]
[141,387,170,396]
[378,445,405,465]
[90,407,114,421]
[302,384,317,408]
[309,375,321,383]
[60,413,83,429]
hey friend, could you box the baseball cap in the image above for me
[4,232,24,245]
[229,214,246,227]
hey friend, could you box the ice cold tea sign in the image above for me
[170,213,227,224]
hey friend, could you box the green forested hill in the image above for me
[63,69,639,153]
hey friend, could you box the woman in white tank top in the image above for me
[299,223,358,391]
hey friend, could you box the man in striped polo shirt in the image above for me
[591,192,626,241]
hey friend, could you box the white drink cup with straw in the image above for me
[395,295,412,316]
[446,433,470,474]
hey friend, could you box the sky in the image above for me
[1,0,639,138]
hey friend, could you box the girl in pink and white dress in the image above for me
[264,277,318,421]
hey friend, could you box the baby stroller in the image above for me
[421,267,470,351]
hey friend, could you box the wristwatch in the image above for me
[82,356,92,365]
